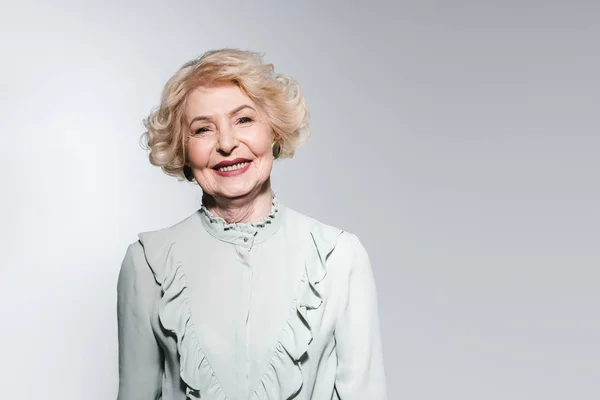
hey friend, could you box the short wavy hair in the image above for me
[141,49,310,181]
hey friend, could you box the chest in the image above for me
[153,233,340,396]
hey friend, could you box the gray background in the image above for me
[1,0,598,399]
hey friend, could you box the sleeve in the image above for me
[117,242,163,400]
[334,234,387,399]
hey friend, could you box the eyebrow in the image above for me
[188,104,256,127]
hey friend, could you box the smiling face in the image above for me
[185,83,275,201]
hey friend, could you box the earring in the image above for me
[183,165,195,181]
[271,142,282,159]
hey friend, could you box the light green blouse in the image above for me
[117,195,387,399]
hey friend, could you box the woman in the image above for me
[117,49,386,400]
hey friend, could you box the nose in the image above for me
[216,123,238,155]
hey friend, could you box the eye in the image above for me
[238,116,253,124]
[194,127,210,135]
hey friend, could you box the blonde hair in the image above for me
[141,49,309,181]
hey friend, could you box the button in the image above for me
[243,238,248,242]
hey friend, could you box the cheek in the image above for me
[249,135,273,172]
[187,138,213,167]
[256,157,273,175]
[246,126,273,158]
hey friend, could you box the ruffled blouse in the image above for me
[116,194,387,400]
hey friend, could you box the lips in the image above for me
[213,158,252,172]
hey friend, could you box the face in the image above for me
[185,83,275,201]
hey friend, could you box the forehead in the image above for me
[186,83,255,116]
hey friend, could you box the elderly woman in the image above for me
[117,49,386,400]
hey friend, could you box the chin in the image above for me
[216,182,260,200]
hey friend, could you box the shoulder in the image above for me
[124,210,201,284]
[137,210,200,247]
[284,206,342,235]
[118,240,159,292]
[119,240,146,279]
[330,231,371,278]
[283,206,368,261]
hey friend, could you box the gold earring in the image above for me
[272,142,282,159]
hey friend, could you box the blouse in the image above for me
[116,195,387,399]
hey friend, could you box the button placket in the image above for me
[234,242,253,398]
[239,229,259,251]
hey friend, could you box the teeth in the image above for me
[218,162,249,172]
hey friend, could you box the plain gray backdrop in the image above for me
[1,0,598,399]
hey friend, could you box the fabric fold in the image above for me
[249,225,342,400]
[139,235,228,400]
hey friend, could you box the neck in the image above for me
[202,180,274,224]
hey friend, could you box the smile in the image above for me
[213,159,253,177]
[216,161,249,172]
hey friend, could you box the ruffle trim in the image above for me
[157,244,228,399]
[146,218,342,400]
[199,191,279,235]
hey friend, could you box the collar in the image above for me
[198,192,283,249]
